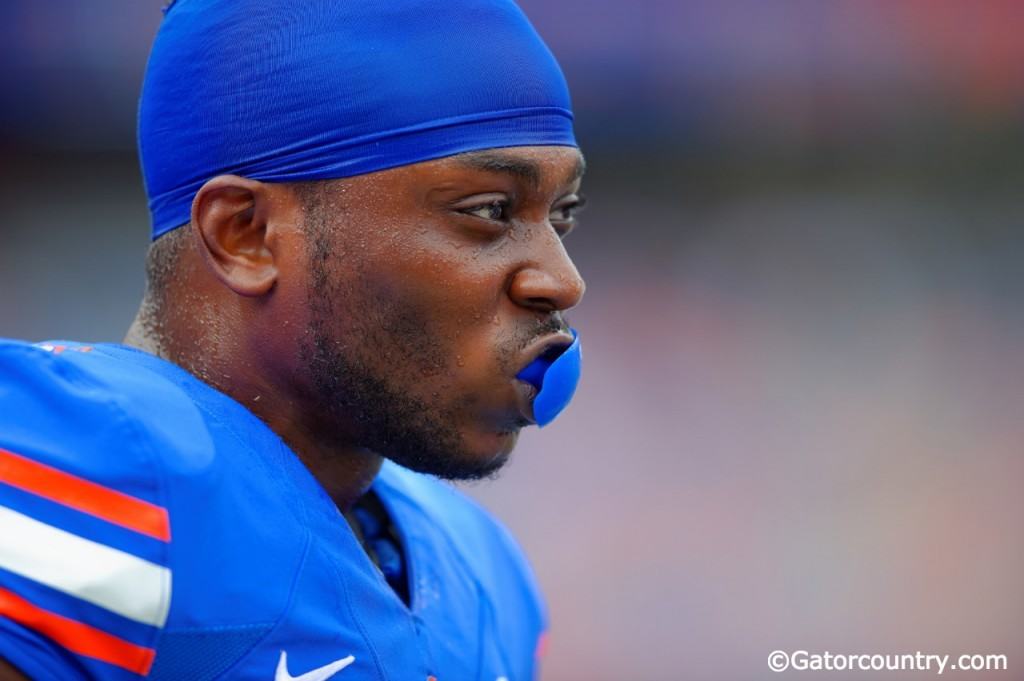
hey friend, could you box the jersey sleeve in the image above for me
[0,341,171,681]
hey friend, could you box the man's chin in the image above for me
[387,426,520,482]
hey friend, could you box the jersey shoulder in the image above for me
[0,339,309,680]
[0,339,194,679]
[0,338,217,482]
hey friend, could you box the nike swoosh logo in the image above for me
[275,651,356,681]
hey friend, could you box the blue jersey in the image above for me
[0,339,547,681]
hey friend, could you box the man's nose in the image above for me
[507,229,586,314]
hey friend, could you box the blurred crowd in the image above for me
[2,2,1022,678]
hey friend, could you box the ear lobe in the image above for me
[190,175,279,297]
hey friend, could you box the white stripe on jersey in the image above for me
[0,505,171,627]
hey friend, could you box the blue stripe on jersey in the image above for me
[0,615,153,681]
[0,481,168,567]
[0,615,90,681]
[0,566,157,650]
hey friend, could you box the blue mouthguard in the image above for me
[516,328,581,427]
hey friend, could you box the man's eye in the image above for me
[462,201,508,221]
[551,205,575,222]
[550,196,587,232]
[551,195,587,223]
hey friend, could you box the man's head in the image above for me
[135,1,585,480]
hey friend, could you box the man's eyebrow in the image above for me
[455,151,586,188]
[457,153,542,186]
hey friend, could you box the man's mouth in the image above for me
[515,332,575,391]
[514,328,582,427]
[510,331,575,426]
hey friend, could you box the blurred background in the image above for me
[2,1,1022,679]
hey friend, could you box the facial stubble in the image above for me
[298,208,515,481]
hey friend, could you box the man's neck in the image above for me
[123,305,382,512]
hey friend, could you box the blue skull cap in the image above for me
[138,0,576,239]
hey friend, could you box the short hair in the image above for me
[144,226,189,303]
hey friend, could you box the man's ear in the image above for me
[190,174,281,297]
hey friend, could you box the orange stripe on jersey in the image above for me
[0,587,155,675]
[0,448,170,542]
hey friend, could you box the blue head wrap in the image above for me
[138,0,576,239]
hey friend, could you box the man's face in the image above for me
[294,146,586,479]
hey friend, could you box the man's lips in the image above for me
[515,331,575,389]
[510,330,577,425]
[512,379,539,426]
